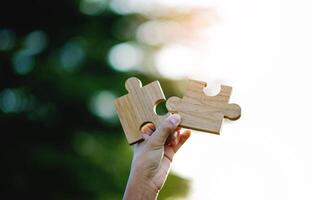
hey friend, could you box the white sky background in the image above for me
[152,0,312,199]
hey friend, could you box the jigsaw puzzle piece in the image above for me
[201,84,241,120]
[115,77,168,144]
[166,79,241,134]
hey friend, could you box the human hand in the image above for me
[123,114,191,200]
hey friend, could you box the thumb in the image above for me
[149,114,181,147]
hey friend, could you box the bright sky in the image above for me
[105,0,312,198]
[153,0,312,199]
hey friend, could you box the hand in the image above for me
[123,114,191,200]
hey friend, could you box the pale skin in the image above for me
[123,114,191,200]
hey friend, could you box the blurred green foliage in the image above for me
[0,0,189,199]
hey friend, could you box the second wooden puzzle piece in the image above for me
[114,77,168,144]
[166,79,241,134]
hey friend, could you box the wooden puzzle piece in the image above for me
[166,79,241,134]
[114,77,169,144]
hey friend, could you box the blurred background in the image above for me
[1,0,312,199]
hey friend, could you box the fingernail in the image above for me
[168,114,181,125]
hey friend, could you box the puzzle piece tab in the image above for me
[166,79,241,134]
[114,77,168,144]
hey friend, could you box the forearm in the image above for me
[123,170,159,200]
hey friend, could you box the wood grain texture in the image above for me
[114,77,169,144]
[166,79,241,134]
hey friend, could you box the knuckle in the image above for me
[148,139,160,148]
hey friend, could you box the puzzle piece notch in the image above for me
[115,77,169,144]
[166,79,241,134]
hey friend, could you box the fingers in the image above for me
[149,114,181,147]
[141,123,156,135]
[166,129,180,146]
[173,130,191,153]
